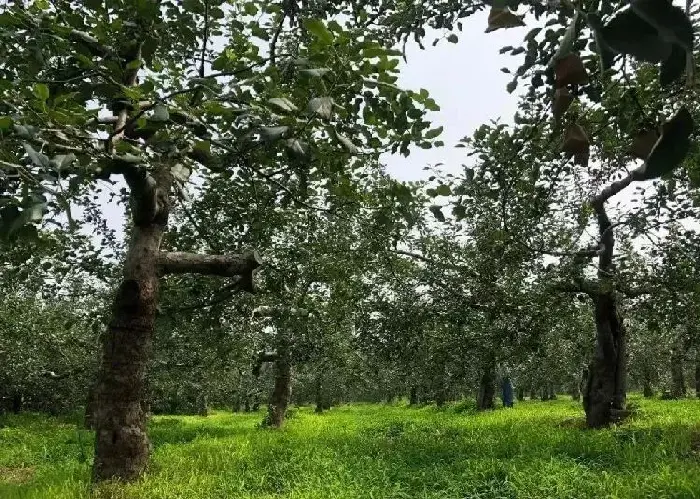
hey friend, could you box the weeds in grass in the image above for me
[1,397,699,498]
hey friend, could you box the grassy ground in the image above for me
[1,397,700,498]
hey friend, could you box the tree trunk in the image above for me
[570,380,581,401]
[642,365,654,398]
[197,392,208,416]
[582,205,627,429]
[232,395,242,413]
[517,387,525,401]
[92,222,165,481]
[529,387,536,400]
[314,375,324,414]
[695,349,700,398]
[435,388,446,408]
[264,356,292,428]
[11,391,22,413]
[583,293,626,428]
[476,361,495,410]
[409,386,418,405]
[670,347,686,399]
[84,380,97,429]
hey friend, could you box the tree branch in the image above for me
[553,279,598,297]
[200,0,210,78]
[269,12,286,66]
[158,249,262,284]
[591,165,644,209]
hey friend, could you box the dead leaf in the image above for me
[553,87,574,121]
[486,8,525,33]
[555,53,588,87]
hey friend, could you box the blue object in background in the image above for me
[501,377,514,408]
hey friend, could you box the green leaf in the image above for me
[642,107,694,180]
[0,116,12,130]
[125,59,142,70]
[362,45,386,57]
[23,143,50,168]
[49,153,77,169]
[171,163,190,182]
[424,98,440,112]
[506,80,518,93]
[260,126,288,142]
[337,133,359,154]
[425,126,443,139]
[285,138,307,157]
[308,97,333,120]
[447,34,458,43]
[243,2,258,15]
[268,98,298,113]
[429,205,445,222]
[303,18,334,45]
[33,83,49,101]
[452,204,467,220]
[436,184,451,196]
[548,12,579,68]
[151,103,169,122]
[524,27,542,42]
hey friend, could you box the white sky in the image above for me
[383,10,527,181]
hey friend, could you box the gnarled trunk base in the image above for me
[263,358,292,428]
[477,362,495,410]
[92,223,163,482]
[583,294,626,428]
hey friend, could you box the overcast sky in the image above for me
[382,10,530,182]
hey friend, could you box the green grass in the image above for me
[1,397,700,498]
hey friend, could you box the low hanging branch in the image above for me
[158,249,262,279]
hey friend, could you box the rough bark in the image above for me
[11,391,22,413]
[643,370,654,398]
[476,360,495,410]
[435,388,446,408]
[92,201,167,482]
[670,346,686,399]
[197,392,209,416]
[570,380,581,401]
[583,207,627,428]
[159,250,261,281]
[409,386,419,406]
[92,166,260,481]
[84,380,97,429]
[264,356,292,428]
[696,349,700,398]
[314,375,324,414]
